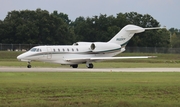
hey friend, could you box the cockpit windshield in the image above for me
[30,48,41,52]
[30,48,36,52]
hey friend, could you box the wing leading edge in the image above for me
[65,56,156,62]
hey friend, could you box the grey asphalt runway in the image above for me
[0,67,180,72]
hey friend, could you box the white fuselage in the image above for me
[17,43,124,65]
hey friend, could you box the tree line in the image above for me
[0,8,179,47]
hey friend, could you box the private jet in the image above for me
[17,24,161,68]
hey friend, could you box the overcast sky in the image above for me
[0,0,179,29]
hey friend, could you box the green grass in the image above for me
[1,51,180,106]
[0,72,180,107]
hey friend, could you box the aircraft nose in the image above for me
[17,54,25,61]
[17,53,31,62]
[17,55,22,60]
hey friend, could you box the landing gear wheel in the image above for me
[27,62,31,68]
[71,64,78,68]
[87,63,93,68]
[27,65,31,68]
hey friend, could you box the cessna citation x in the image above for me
[17,24,161,68]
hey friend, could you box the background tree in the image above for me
[0,9,75,45]
[169,28,180,48]
[0,9,172,47]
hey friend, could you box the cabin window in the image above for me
[53,49,55,52]
[76,48,78,51]
[63,49,65,51]
[67,49,69,51]
[72,49,74,51]
[39,49,42,52]
[58,49,60,52]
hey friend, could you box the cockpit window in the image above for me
[30,48,41,52]
[30,48,37,52]
[36,48,39,52]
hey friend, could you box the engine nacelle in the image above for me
[90,42,121,52]
[73,42,122,53]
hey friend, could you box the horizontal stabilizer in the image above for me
[144,27,164,30]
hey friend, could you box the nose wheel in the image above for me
[27,62,31,68]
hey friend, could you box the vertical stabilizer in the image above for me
[108,25,145,47]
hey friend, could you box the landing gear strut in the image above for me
[70,64,78,68]
[27,61,31,68]
[87,63,93,68]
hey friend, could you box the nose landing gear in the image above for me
[86,63,93,68]
[27,61,31,68]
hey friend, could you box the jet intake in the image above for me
[90,43,95,50]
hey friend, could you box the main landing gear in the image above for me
[27,61,31,68]
[70,63,94,69]
[70,64,78,68]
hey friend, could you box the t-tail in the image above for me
[108,24,162,47]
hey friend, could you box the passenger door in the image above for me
[47,47,52,59]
